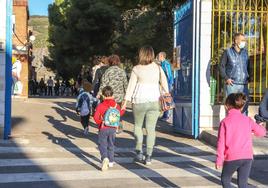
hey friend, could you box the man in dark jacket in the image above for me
[220,33,250,114]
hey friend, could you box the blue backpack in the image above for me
[103,104,120,127]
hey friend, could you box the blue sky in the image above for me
[29,0,53,16]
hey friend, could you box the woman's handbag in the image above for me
[158,66,175,111]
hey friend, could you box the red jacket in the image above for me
[93,99,125,130]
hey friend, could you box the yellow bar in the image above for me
[242,0,245,33]
[224,0,227,48]
[230,0,233,43]
[217,0,221,102]
[248,0,252,91]
[253,1,258,103]
[236,0,239,32]
[266,13,268,88]
[259,0,264,101]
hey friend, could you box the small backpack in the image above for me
[80,94,90,116]
[103,104,120,127]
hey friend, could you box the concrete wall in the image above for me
[0,0,6,135]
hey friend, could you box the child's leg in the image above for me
[80,116,87,129]
[221,160,240,188]
[98,129,108,160]
[107,128,116,163]
[237,159,252,188]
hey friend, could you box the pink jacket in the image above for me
[216,109,266,166]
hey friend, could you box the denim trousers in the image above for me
[225,84,249,115]
[132,102,160,156]
[98,128,116,162]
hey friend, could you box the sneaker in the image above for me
[133,151,145,163]
[101,158,109,171]
[144,155,152,165]
[108,162,114,168]
[159,117,169,122]
[83,127,89,135]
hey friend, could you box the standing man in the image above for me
[220,33,250,114]
[158,52,174,122]
[47,76,54,96]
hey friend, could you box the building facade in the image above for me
[12,0,32,97]
[173,0,268,137]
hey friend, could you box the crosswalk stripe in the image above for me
[0,167,221,183]
[0,155,215,167]
[0,145,215,154]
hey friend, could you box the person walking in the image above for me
[158,52,174,122]
[216,93,266,188]
[220,33,250,114]
[122,46,169,165]
[92,56,109,97]
[93,86,125,171]
[98,55,128,105]
[47,76,54,96]
[76,88,97,135]
[39,78,45,96]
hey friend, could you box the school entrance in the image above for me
[211,0,268,104]
[173,0,268,137]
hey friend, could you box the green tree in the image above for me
[45,0,119,79]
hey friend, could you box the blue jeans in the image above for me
[98,128,116,162]
[225,84,249,115]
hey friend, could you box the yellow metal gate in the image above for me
[211,0,268,103]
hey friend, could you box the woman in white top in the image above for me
[122,46,169,165]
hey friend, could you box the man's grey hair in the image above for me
[159,52,166,59]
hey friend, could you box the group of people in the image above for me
[76,46,172,171]
[74,34,267,188]
[29,77,78,97]
[217,32,267,188]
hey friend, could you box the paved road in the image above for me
[0,98,267,188]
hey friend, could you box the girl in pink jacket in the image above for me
[216,93,266,188]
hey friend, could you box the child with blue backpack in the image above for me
[93,86,125,171]
[76,88,97,135]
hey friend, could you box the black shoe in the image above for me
[145,155,152,165]
[133,151,145,163]
[254,114,266,123]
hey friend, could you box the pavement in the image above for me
[0,97,267,188]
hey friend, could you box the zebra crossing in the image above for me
[0,143,225,188]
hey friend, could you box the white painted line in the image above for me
[0,167,221,183]
[0,145,216,154]
[0,155,215,167]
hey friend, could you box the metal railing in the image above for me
[211,0,268,104]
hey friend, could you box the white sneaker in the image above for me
[101,158,109,171]
[83,127,89,135]
[108,162,114,168]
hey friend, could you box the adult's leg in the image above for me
[221,160,240,188]
[237,159,252,188]
[144,102,160,156]
[133,103,147,152]
[242,85,249,115]
[107,128,116,163]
